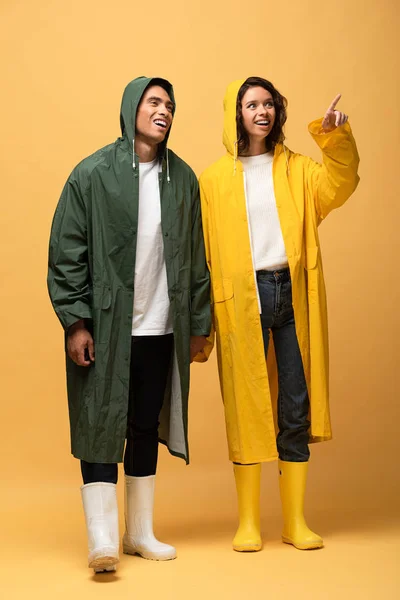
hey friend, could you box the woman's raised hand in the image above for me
[322,94,348,132]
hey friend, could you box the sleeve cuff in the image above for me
[308,118,353,150]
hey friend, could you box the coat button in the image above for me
[164,232,169,237]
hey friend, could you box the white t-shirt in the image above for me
[240,152,288,271]
[131,159,173,335]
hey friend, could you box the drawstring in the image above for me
[233,140,238,176]
[166,147,170,183]
[132,137,170,183]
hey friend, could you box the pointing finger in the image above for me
[328,93,342,112]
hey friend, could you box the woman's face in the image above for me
[240,86,276,142]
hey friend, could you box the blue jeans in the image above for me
[257,267,310,462]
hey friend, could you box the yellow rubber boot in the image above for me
[278,460,323,550]
[232,464,262,552]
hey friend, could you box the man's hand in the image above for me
[67,319,95,367]
[321,94,348,132]
[190,335,207,363]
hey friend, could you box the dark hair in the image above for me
[149,78,174,105]
[236,77,287,154]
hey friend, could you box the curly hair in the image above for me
[236,77,287,155]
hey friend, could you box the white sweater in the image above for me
[240,152,288,271]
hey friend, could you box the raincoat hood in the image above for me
[222,78,287,173]
[222,79,245,156]
[120,76,176,157]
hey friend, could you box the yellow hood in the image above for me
[222,79,245,156]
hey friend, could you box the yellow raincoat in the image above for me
[198,80,360,464]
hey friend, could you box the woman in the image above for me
[198,77,359,551]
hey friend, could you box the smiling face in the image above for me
[135,84,174,146]
[240,86,276,144]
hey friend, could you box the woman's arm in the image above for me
[306,95,360,220]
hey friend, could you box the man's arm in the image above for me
[189,173,211,361]
[47,172,94,366]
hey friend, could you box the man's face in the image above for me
[135,85,174,145]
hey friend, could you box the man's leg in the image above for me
[80,460,119,572]
[123,334,176,560]
[124,334,173,477]
[81,461,118,484]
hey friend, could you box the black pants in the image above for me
[81,334,173,484]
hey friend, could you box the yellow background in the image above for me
[1,0,399,597]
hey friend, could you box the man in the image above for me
[48,77,210,573]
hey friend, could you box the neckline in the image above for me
[239,152,274,166]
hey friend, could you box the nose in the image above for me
[257,106,268,118]
[158,105,168,117]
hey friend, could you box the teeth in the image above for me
[256,121,270,125]
[154,120,167,128]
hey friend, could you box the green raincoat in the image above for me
[48,77,211,464]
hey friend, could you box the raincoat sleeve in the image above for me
[306,118,360,221]
[47,170,92,330]
[189,173,212,346]
[193,175,216,362]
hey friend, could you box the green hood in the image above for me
[120,76,175,158]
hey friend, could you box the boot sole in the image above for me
[123,545,177,561]
[89,556,119,572]
[282,536,323,550]
[233,544,262,552]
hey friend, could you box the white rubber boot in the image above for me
[81,482,120,573]
[122,475,176,561]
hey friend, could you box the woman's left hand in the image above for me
[322,94,348,132]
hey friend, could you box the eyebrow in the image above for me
[246,98,274,104]
[147,96,174,108]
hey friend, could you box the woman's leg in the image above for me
[230,271,276,552]
[272,270,322,549]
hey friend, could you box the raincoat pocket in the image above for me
[305,246,319,270]
[213,278,235,333]
[305,247,319,296]
[93,285,112,310]
[92,284,112,343]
